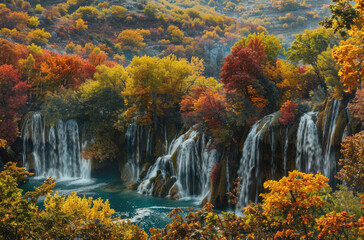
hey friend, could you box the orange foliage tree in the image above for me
[258,171,329,239]
[331,0,364,93]
[38,54,95,93]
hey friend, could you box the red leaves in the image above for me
[279,100,298,126]
[220,37,268,111]
[180,86,228,130]
[0,64,29,143]
[220,44,261,95]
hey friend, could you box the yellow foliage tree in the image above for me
[122,55,192,126]
[116,29,146,52]
[332,1,364,93]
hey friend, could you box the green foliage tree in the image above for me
[287,27,338,95]
[234,32,283,61]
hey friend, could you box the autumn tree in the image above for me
[180,86,231,143]
[0,64,29,144]
[0,39,27,66]
[116,29,146,53]
[258,171,329,239]
[150,203,246,239]
[110,5,127,20]
[220,39,269,117]
[328,0,364,93]
[38,53,95,93]
[336,130,364,192]
[287,27,338,95]
[167,25,184,44]
[73,6,100,21]
[279,100,298,126]
[233,32,283,61]
[349,82,364,125]
[317,47,344,98]
[122,55,192,128]
[26,28,52,45]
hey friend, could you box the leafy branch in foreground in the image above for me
[0,162,147,240]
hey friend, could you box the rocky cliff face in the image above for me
[13,98,356,208]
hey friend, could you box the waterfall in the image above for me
[283,127,288,175]
[236,114,274,208]
[22,113,91,180]
[322,99,341,182]
[138,128,217,199]
[124,123,142,182]
[296,112,323,173]
[270,124,275,179]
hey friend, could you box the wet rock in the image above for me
[169,184,179,199]
[139,162,151,180]
[159,176,176,197]
[51,31,57,39]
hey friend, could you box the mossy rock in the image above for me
[139,162,151,180]
[171,149,179,172]
[332,109,349,146]
[152,174,165,196]
[271,111,281,128]
[210,157,226,208]
[169,184,179,199]
[159,176,177,197]
[184,131,192,140]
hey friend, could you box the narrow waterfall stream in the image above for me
[296,112,323,173]
[22,113,91,180]
[322,99,341,182]
[236,114,274,208]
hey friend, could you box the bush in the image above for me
[26,28,51,45]
[110,5,127,20]
[74,6,100,21]
[27,16,39,28]
[35,4,45,14]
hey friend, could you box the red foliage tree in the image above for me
[279,100,298,126]
[220,39,268,111]
[220,44,261,95]
[0,64,29,143]
[180,86,228,130]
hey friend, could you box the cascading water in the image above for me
[236,114,274,208]
[322,99,341,182]
[296,112,323,173]
[138,128,217,199]
[124,123,142,182]
[283,127,288,175]
[124,123,155,183]
[22,113,91,180]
